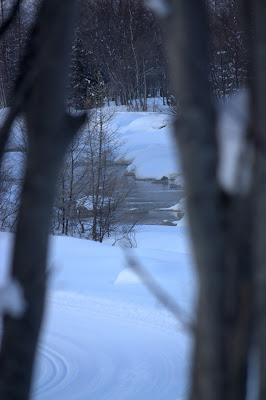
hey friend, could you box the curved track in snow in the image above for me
[32,292,190,400]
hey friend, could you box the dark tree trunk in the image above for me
[153,1,254,400]
[251,1,266,398]
[0,1,85,399]
[158,2,224,399]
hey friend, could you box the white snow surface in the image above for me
[174,175,185,188]
[175,215,189,227]
[0,226,196,400]
[160,197,186,213]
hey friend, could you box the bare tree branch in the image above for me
[124,249,193,331]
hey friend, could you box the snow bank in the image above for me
[173,175,185,188]
[113,111,181,180]
[161,197,186,213]
[175,215,189,227]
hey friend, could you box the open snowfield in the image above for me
[0,225,196,400]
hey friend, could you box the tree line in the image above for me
[0,0,249,111]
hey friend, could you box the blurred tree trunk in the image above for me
[250,1,266,399]
[0,0,84,399]
[153,0,255,399]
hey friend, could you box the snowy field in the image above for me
[0,225,196,400]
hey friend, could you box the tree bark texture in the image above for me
[251,1,266,398]
[159,2,224,399]
[156,1,253,400]
[0,1,85,399]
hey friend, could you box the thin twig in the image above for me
[124,248,194,332]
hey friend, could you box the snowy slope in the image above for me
[0,226,195,400]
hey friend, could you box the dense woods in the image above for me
[0,0,250,241]
[0,0,248,111]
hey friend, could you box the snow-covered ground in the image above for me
[0,225,196,400]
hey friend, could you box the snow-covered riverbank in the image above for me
[2,106,183,183]
[113,110,182,181]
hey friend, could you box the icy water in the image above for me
[124,175,185,225]
[76,163,185,225]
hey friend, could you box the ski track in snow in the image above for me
[0,229,192,399]
[32,291,190,400]
[34,341,75,395]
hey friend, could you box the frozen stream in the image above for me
[124,175,184,225]
[76,163,185,225]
